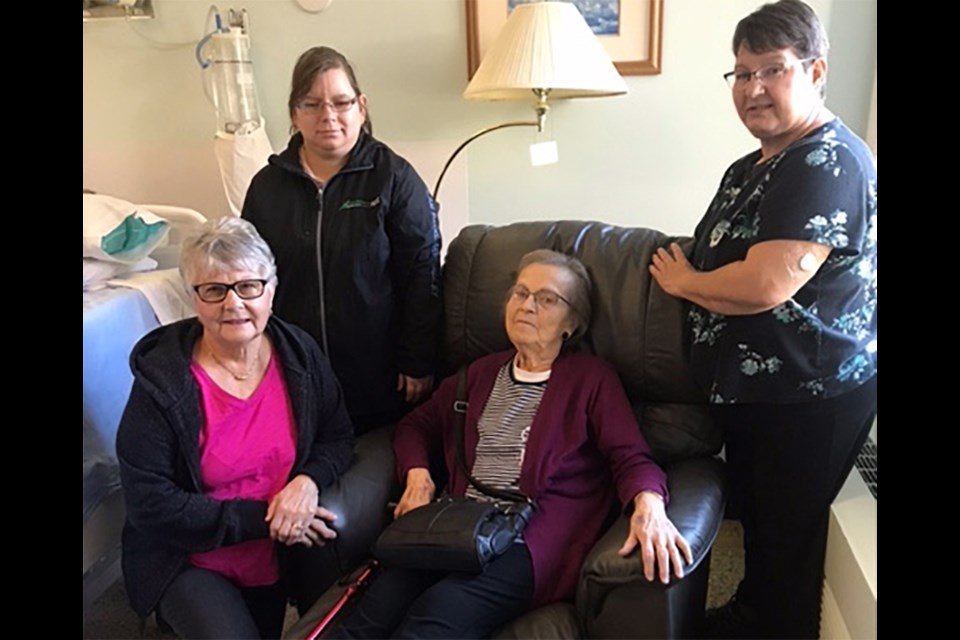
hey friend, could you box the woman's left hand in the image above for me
[618,491,693,584]
[398,373,434,404]
[293,506,339,548]
[266,474,319,544]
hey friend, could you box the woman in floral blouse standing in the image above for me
[649,1,876,637]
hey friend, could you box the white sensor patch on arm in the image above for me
[799,253,818,272]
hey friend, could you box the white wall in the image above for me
[83,0,877,238]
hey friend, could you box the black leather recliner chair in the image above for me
[286,221,726,639]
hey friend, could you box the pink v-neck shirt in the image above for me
[187,354,297,586]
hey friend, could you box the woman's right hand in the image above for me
[266,474,319,544]
[394,467,435,519]
[398,373,434,405]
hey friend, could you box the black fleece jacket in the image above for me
[116,316,354,617]
[242,131,442,432]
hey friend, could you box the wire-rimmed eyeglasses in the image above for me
[296,97,358,114]
[723,58,816,88]
[509,285,571,310]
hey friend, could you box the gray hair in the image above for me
[733,0,829,60]
[179,217,278,287]
[516,249,593,342]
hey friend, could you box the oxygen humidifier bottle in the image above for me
[209,28,261,134]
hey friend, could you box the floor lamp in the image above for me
[433,0,628,201]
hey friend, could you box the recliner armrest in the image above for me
[287,426,399,613]
[576,457,725,636]
[580,457,725,585]
[320,426,398,542]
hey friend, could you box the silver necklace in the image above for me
[208,346,261,381]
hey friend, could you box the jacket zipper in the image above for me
[286,141,370,358]
[315,186,330,356]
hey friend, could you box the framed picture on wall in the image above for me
[465,0,663,78]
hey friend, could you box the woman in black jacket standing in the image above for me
[243,46,442,434]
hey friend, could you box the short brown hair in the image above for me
[288,46,372,135]
[733,0,829,60]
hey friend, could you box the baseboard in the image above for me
[820,581,852,640]
[820,459,876,640]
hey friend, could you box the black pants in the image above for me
[716,375,876,639]
[329,542,535,639]
[156,566,287,639]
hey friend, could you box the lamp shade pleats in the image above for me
[464,1,628,101]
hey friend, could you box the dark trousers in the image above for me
[329,542,535,639]
[156,566,287,639]
[716,375,876,639]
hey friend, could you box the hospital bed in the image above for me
[82,197,205,608]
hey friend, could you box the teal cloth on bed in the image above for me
[100,215,169,261]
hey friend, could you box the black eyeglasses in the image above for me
[509,285,571,310]
[193,279,268,303]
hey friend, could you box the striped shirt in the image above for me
[466,359,548,502]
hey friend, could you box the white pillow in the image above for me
[83,194,170,264]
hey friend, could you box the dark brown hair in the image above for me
[288,46,372,135]
[733,0,829,60]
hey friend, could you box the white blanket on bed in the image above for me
[107,269,195,326]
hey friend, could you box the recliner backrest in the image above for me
[442,221,720,463]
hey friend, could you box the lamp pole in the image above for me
[433,90,551,202]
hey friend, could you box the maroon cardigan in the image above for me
[393,349,668,606]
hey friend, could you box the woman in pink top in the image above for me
[117,218,354,638]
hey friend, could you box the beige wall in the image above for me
[83,0,876,237]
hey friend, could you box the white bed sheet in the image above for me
[107,268,195,326]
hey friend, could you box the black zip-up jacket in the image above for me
[243,131,442,432]
[116,316,354,617]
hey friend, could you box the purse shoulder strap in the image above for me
[453,366,532,505]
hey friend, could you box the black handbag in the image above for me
[373,368,536,574]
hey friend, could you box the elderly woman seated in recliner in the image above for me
[328,249,692,639]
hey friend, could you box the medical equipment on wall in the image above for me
[83,0,155,22]
[196,6,275,216]
[197,7,262,135]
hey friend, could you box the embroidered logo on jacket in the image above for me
[339,197,381,210]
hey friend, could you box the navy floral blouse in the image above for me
[689,119,877,404]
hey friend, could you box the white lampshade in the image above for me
[464,1,628,101]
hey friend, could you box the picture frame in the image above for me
[465,0,663,78]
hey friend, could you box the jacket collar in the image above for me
[129,316,311,410]
[271,130,377,178]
